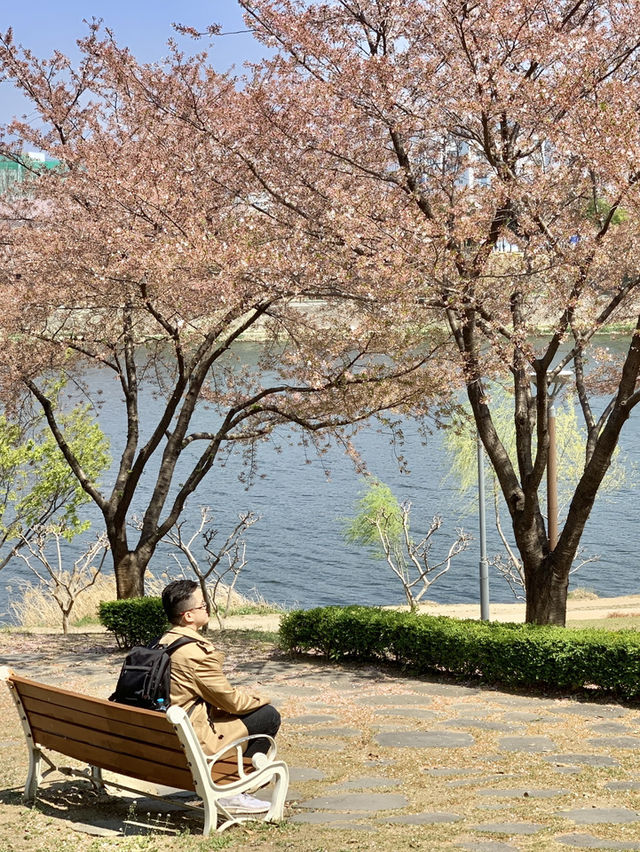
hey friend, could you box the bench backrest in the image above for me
[8,673,251,789]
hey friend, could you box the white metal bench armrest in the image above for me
[165,704,289,833]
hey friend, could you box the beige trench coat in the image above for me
[160,625,270,755]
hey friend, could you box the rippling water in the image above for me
[1,341,639,622]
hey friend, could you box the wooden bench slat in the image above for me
[21,695,182,751]
[32,726,252,787]
[33,728,197,790]
[28,712,189,770]
[13,678,172,732]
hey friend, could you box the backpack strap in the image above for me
[152,636,199,654]
[166,636,199,654]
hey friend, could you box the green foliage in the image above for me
[280,606,640,699]
[342,478,404,559]
[99,597,169,648]
[0,403,110,551]
[585,197,628,226]
[445,390,631,516]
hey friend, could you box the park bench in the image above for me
[0,666,289,834]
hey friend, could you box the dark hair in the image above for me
[162,579,199,624]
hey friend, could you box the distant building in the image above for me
[0,153,60,193]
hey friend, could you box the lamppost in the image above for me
[532,369,574,551]
[477,434,490,620]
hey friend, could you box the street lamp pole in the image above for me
[547,401,559,550]
[530,368,573,552]
[477,434,490,620]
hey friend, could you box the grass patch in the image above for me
[217,628,280,644]
[568,615,640,631]
[567,586,599,600]
[223,602,285,617]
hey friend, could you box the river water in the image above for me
[1,340,639,622]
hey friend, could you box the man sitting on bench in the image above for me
[160,579,281,815]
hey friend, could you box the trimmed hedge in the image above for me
[279,606,640,699]
[99,597,169,648]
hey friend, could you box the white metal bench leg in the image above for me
[268,762,289,822]
[1,669,45,805]
[24,745,42,804]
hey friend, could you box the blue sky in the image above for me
[1,1,267,123]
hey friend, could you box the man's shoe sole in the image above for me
[222,805,269,814]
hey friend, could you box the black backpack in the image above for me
[109,636,197,712]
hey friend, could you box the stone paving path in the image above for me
[2,634,640,850]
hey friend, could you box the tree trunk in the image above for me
[523,552,569,626]
[113,550,147,599]
[107,518,157,599]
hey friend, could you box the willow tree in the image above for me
[0,26,450,598]
[235,0,640,624]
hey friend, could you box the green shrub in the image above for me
[279,606,640,699]
[99,597,169,648]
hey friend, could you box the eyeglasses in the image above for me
[181,603,208,614]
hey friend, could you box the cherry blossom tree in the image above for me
[0,24,450,598]
[233,0,640,624]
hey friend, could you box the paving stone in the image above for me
[406,681,481,697]
[71,822,122,837]
[289,812,375,830]
[498,735,556,753]
[543,754,620,768]
[375,730,474,748]
[446,719,517,733]
[588,737,640,749]
[557,808,640,825]
[457,842,518,851]
[589,722,634,734]
[605,781,640,792]
[373,707,438,720]
[450,702,492,715]
[488,694,549,708]
[287,714,339,725]
[270,686,322,697]
[299,792,409,811]
[381,812,463,824]
[469,821,545,834]
[556,833,640,849]
[357,693,433,706]
[476,787,570,798]
[552,704,627,719]
[296,726,361,737]
[328,776,402,791]
[288,767,327,782]
[502,710,558,723]
[373,723,413,732]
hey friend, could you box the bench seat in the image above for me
[1,666,289,834]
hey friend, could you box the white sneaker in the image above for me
[217,793,269,814]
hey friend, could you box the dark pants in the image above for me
[238,704,281,756]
